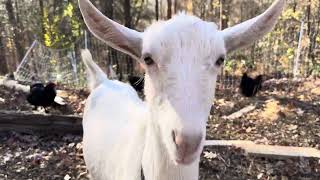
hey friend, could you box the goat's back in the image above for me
[83,81,147,180]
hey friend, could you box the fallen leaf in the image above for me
[68,143,75,148]
[296,108,304,115]
[288,124,298,131]
[64,174,71,180]
[204,151,217,159]
[257,173,264,179]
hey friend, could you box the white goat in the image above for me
[79,0,285,179]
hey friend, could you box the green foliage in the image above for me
[224,60,236,72]
[0,0,319,78]
[41,1,83,49]
[282,8,302,21]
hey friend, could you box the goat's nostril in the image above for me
[172,131,203,160]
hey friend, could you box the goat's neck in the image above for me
[142,112,199,180]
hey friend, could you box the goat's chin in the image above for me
[174,154,198,166]
[176,145,203,165]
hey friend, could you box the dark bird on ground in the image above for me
[27,82,57,112]
[4,73,15,80]
[240,73,263,97]
[128,75,144,93]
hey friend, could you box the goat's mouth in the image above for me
[174,153,199,165]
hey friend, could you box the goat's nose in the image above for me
[172,130,202,162]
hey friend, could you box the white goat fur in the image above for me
[79,0,285,179]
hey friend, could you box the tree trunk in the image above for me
[15,0,28,60]
[134,0,145,27]
[167,0,172,19]
[38,0,46,43]
[126,56,133,75]
[100,0,118,73]
[306,0,311,36]
[124,0,132,28]
[173,0,178,14]
[292,0,297,12]
[199,1,206,19]
[5,0,24,63]
[306,0,315,74]
[219,0,229,30]
[155,0,159,20]
[207,0,214,21]
[123,0,133,78]
[101,0,114,19]
[307,0,320,76]
[0,22,8,75]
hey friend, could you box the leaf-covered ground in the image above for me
[208,78,320,148]
[0,77,320,179]
[0,132,319,180]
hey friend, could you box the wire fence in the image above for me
[14,26,320,90]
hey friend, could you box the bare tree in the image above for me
[0,22,8,75]
[167,0,172,19]
[124,0,132,28]
[174,0,178,14]
[124,0,134,76]
[155,0,159,20]
[5,0,24,62]
[219,0,230,30]
[101,0,114,19]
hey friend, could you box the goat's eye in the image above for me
[215,57,225,66]
[144,56,155,66]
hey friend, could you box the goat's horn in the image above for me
[222,0,286,52]
[78,0,142,60]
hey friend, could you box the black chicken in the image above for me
[128,75,144,93]
[240,73,263,97]
[27,82,57,112]
[4,73,15,80]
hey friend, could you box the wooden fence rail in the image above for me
[1,110,320,159]
[0,110,82,134]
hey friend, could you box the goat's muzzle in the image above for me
[172,130,203,165]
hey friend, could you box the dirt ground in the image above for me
[208,78,320,149]
[0,77,320,179]
[0,132,319,180]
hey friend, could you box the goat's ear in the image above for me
[222,0,285,53]
[79,0,142,60]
